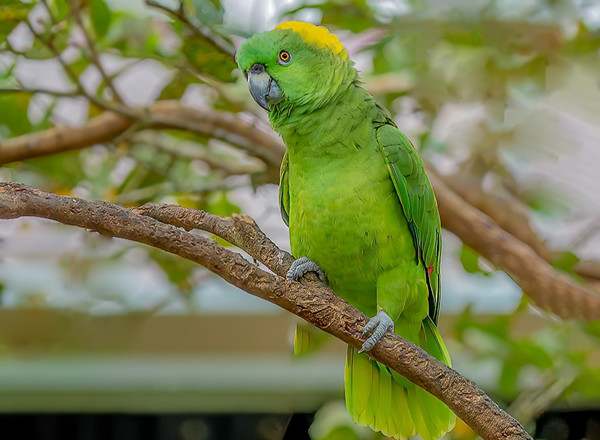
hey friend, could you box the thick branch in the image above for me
[133,204,295,276]
[435,172,553,262]
[429,173,600,320]
[436,172,600,282]
[0,182,530,440]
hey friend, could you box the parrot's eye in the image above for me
[278,50,292,65]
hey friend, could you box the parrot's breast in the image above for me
[287,145,415,315]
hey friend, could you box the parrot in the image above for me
[236,21,455,440]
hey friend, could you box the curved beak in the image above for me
[247,64,282,111]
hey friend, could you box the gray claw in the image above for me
[359,311,394,353]
[286,256,327,283]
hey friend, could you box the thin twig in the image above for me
[0,87,80,98]
[27,4,142,120]
[70,0,125,103]
[144,0,235,57]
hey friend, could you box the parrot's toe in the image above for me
[359,311,394,353]
[286,256,327,283]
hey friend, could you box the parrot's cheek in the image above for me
[247,65,282,111]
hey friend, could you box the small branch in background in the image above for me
[0,87,80,98]
[132,132,266,176]
[144,0,235,57]
[0,101,283,181]
[574,260,600,281]
[569,219,600,252]
[114,180,244,206]
[508,370,578,426]
[435,171,600,283]
[70,1,125,104]
[430,172,600,320]
[24,19,82,92]
[435,171,553,262]
[0,182,532,440]
[27,1,143,119]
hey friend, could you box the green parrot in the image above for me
[236,21,455,440]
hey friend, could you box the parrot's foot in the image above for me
[359,311,395,353]
[286,256,327,283]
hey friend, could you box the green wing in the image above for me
[375,122,442,323]
[279,151,290,226]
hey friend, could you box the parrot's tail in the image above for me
[344,317,455,440]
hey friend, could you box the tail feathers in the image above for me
[293,322,330,357]
[344,318,456,440]
[413,316,456,438]
[345,346,415,439]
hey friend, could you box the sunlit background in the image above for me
[1,0,600,439]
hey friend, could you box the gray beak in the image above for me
[247,63,282,111]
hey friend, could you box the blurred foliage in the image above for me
[0,0,600,438]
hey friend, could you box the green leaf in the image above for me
[0,92,32,137]
[182,37,236,82]
[282,0,375,33]
[90,0,112,38]
[0,1,33,40]
[149,249,196,292]
[498,360,521,397]
[23,151,86,191]
[159,71,198,100]
[49,0,69,21]
[104,13,163,59]
[552,251,580,274]
[459,244,491,276]
[583,320,600,341]
[189,0,224,26]
[205,191,240,217]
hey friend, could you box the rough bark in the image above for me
[0,182,531,440]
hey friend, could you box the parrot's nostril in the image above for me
[250,63,265,75]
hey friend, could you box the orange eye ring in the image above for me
[278,50,291,65]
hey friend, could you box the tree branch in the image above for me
[132,132,266,176]
[144,0,235,57]
[1,101,599,319]
[429,172,600,320]
[27,0,147,120]
[0,87,80,98]
[435,171,600,282]
[434,172,553,262]
[70,1,125,103]
[0,182,530,440]
[0,101,284,171]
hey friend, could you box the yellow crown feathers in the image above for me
[276,21,348,59]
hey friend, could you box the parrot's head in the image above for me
[236,21,355,115]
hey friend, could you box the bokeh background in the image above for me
[1,0,600,438]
